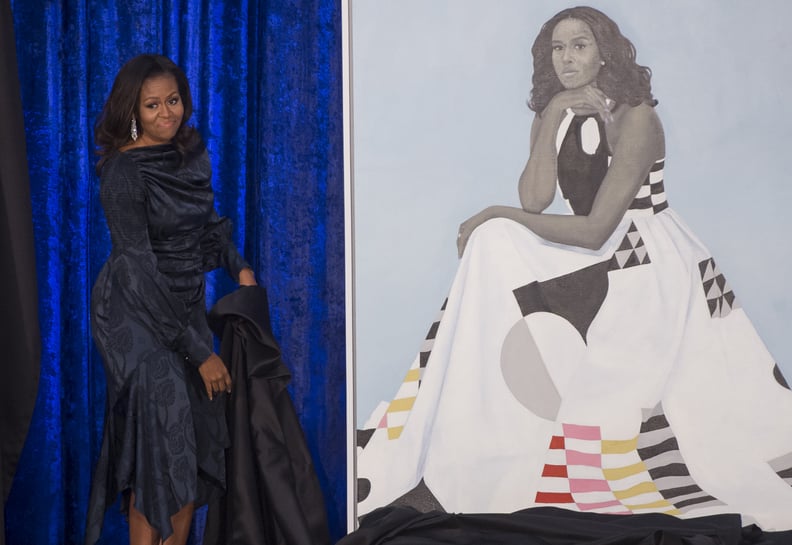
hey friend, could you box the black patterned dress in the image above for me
[85,143,249,544]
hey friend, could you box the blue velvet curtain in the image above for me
[6,0,346,543]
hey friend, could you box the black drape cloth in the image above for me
[339,506,792,545]
[0,0,40,540]
[204,285,330,545]
[0,448,3,545]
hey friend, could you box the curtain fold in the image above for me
[6,1,345,543]
[0,3,41,545]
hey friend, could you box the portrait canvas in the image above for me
[343,0,792,530]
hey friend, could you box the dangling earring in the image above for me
[130,116,138,141]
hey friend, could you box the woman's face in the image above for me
[551,18,603,90]
[135,74,184,146]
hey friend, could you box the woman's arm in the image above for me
[517,113,558,212]
[458,103,664,256]
[201,210,257,286]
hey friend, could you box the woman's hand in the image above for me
[198,353,231,400]
[547,85,614,123]
[457,207,499,258]
[238,267,257,286]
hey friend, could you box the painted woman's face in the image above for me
[551,18,603,90]
[135,74,184,146]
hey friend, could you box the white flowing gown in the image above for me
[356,110,792,531]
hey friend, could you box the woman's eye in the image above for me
[168,97,179,105]
[145,103,157,109]
[575,43,586,50]
[552,45,563,52]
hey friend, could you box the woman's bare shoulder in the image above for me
[608,102,665,158]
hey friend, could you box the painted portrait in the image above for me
[344,0,792,531]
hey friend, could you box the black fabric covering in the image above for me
[0,3,40,545]
[339,506,792,545]
[204,286,331,545]
[0,448,4,545]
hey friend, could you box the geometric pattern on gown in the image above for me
[353,109,792,531]
[356,472,372,503]
[698,257,739,318]
[513,221,652,345]
[353,111,792,527]
[389,478,446,513]
[769,452,792,487]
[512,260,612,345]
[358,476,446,512]
[775,364,791,390]
[534,404,724,515]
[364,299,448,442]
[363,222,657,445]
[635,406,724,512]
[609,221,651,270]
[628,160,669,215]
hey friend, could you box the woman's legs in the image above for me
[128,493,159,545]
[128,492,195,545]
[162,502,195,545]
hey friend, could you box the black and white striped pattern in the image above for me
[637,405,724,513]
[628,160,668,214]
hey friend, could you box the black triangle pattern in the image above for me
[609,221,652,271]
[698,258,739,318]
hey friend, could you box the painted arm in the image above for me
[517,113,558,212]
[458,102,664,257]
[518,85,615,212]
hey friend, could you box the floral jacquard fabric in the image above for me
[85,144,249,544]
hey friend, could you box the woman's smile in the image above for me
[135,74,184,146]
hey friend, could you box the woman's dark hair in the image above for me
[529,6,657,114]
[94,54,203,174]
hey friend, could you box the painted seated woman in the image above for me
[355,6,792,531]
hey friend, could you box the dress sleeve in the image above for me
[100,156,213,365]
[200,209,251,281]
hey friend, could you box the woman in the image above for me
[456,6,660,254]
[355,6,792,532]
[85,54,256,545]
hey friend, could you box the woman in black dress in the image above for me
[85,54,256,545]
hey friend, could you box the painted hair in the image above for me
[94,54,203,174]
[528,6,656,114]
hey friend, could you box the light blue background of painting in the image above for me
[350,0,792,427]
